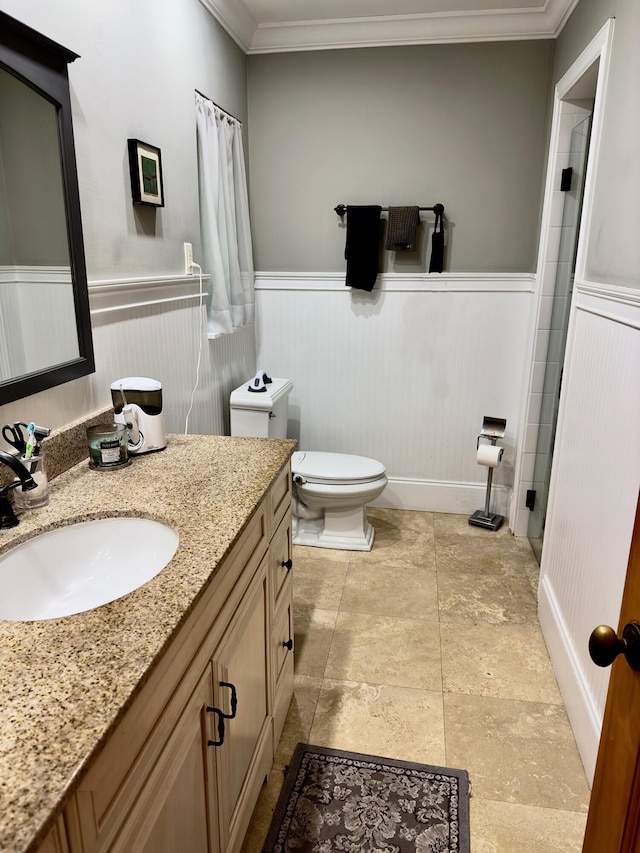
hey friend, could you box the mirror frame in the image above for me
[0,11,94,405]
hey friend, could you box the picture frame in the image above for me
[127,139,164,207]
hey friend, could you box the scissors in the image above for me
[2,422,27,454]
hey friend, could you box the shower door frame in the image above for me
[510,18,615,540]
[527,113,592,562]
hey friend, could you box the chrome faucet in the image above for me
[0,450,37,529]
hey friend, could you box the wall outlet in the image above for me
[184,242,193,275]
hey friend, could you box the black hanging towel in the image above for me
[345,205,382,291]
[429,206,445,273]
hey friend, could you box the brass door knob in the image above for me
[589,622,640,671]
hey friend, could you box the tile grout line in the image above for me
[434,516,452,768]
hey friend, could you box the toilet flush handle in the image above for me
[293,474,306,485]
[269,412,276,419]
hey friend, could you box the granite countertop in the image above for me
[0,433,296,853]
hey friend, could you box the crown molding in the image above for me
[200,0,579,54]
[199,0,256,53]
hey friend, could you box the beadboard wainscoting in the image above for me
[89,274,256,436]
[255,272,535,518]
[538,280,640,783]
[0,266,77,380]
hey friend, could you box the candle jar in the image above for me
[87,423,130,470]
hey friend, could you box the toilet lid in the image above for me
[292,451,385,484]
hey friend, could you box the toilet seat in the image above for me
[292,451,386,485]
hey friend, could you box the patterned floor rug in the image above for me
[262,743,471,853]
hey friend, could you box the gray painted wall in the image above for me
[0,0,247,281]
[0,0,252,435]
[247,41,554,273]
[555,0,640,289]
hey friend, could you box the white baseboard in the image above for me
[538,573,601,784]
[371,475,510,518]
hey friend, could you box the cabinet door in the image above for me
[111,669,218,853]
[211,558,272,853]
[272,594,294,748]
[35,819,69,853]
[270,515,293,611]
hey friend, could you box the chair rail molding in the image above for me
[88,274,209,317]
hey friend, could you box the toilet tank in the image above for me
[230,377,293,439]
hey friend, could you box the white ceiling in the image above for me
[200,0,579,54]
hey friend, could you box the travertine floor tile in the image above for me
[470,799,587,852]
[273,675,322,770]
[293,555,349,610]
[294,543,351,564]
[351,508,436,568]
[340,561,439,620]
[309,678,447,766]
[325,611,442,690]
[437,551,538,624]
[243,510,590,852]
[370,507,435,536]
[444,693,590,812]
[441,621,563,703]
[239,767,285,853]
[434,513,527,549]
[293,606,338,678]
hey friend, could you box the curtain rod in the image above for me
[195,89,242,124]
[334,203,444,216]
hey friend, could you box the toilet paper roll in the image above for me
[476,444,503,468]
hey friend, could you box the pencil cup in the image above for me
[13,453,50,510]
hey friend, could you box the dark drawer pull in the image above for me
[219,681,238,719]
[206,706,225,746]
[282,638,293,651]
[282,559,293,572]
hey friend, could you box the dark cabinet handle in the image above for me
[219,681,237,719]
[206,706,225,746]
[282,639,293,651]
[282,559,293,572]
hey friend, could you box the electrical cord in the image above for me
[184,261,204,434]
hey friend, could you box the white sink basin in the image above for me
[0,517,179,621]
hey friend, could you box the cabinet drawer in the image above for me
[273,597,293,687]
[267,462,291,538]
[272,596,294,749]
[270,515,292,610]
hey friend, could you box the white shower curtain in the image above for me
[195,92,254,336]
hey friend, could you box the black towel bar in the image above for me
[334,203,444,217]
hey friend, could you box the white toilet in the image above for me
[229,377,387,551]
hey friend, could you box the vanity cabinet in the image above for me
[63,462,293,853]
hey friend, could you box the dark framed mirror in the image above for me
[0,11,94,405]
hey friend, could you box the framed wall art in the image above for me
[127,138,164,207]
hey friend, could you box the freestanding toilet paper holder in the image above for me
[469,416,507,531]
